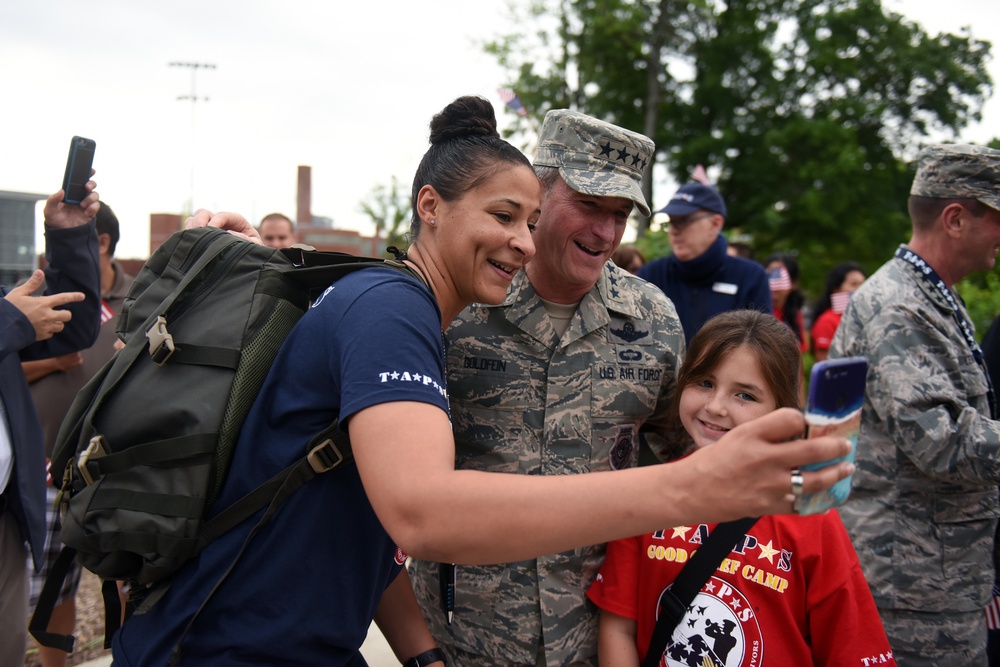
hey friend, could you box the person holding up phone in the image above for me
[588,310,894,667]
[116,99,856,667]
[831,144,1000,665]
[0,172,100,667]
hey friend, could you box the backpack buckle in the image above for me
[307,439,346,474]
[146,316,175,366]
[77,436,107,486]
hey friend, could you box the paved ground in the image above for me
[31,570,398,666]
[75,628,396,666]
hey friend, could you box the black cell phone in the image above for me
[797,356,868,515]
[62,136,96,204]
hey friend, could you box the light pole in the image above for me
[170,61,216,214]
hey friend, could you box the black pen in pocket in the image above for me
[439,562,456,625]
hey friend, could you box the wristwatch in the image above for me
[404,647,447,667]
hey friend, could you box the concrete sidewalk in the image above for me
[76,622,398,666]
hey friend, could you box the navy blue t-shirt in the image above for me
[113,267,449,666]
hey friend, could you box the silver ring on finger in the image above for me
[790,468,805,514]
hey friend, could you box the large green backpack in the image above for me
[30,226,416,652]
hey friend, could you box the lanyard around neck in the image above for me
[895,246,995,418]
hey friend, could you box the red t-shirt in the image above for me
[587,511,896,666]
[811,309,842,353]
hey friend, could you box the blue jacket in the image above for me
[0,221,100,569]
[638,235,771,342]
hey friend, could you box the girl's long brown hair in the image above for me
[670,310,802,426]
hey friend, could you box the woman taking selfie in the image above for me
[112,96,853,666]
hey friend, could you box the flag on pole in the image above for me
[497,88,529,116]
[691,164,710,185]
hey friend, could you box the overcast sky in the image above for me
[1,0,997,259]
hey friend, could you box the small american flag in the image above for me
[497,88,529,116]
[830,290,852,314]
[768,266,792,291]
[987,584,1000,630]
[100,299,114,324]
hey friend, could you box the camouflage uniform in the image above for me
[410,263,685,666]
[830,144,1000,665]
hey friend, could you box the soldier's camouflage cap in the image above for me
[911,144,1000,211]
[534,109,655,216]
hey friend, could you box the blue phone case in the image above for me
[798,356,868,515]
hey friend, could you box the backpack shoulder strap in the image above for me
[28,547,80,652]
[641,516,759,667]
[282,257,422,297]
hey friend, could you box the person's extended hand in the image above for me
[4,270,85,341]
[51,351,84,372]
[185,209,262,244]
[43,172,100,229]
[681,407,855,521]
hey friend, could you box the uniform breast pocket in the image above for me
[591,346,662,471]
[448,364,534,473]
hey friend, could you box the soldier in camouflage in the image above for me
[410,109,687,666]
[830,144,1000,665]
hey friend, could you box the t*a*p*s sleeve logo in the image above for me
[376,369,449,400]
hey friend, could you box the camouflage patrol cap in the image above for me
[534,109,655,216]
[910,144,1000,211]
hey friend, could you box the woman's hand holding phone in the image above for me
[796,357,868,515]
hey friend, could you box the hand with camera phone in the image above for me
[48,136,100,229]
[796,356,868,515]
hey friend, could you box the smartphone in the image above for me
[62,136,97,204]
[797,356,868,515]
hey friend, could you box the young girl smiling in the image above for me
[588,310,895,666]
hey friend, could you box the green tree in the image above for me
[957,271,1000,341]
[487,0,992,291]
[359,175,411,257]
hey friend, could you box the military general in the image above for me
[409,110,686,666]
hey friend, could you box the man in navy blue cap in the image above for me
[637,182,771,342]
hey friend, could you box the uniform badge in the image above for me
[609,424,636,470]
[610,320,649,343]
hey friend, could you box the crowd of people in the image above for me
[3,96,999,667]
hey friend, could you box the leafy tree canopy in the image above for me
[358,175,411,257]
[487,0,993,293]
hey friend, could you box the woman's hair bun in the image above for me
[429,96,500,145]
